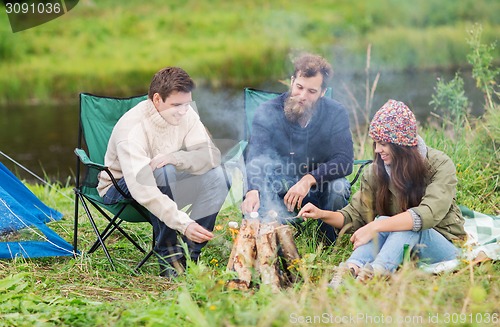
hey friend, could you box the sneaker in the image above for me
[356,263,392,283]
[328,262,355,290]
[420,259,460,274]
[355,263,374,284]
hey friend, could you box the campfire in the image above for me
[226,210,301,292]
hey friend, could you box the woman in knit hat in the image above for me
[298,99,465,287]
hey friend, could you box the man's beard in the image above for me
[284,96,314,124]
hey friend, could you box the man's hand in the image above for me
[350,223,377,250]
[283,175,315,212]
[241,190,260,214]
[150,153,178,169]
[184,222,214,243]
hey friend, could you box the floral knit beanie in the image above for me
[369,99,418,147]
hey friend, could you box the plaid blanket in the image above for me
[461,205,500,261]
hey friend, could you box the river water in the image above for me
[0,70,484,183]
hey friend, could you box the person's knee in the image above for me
[329,178,351,195]
[153,164,177,187]
[321,178,350,210]
[202,166,230,201]
[202,166,224,187]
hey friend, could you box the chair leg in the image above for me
[88,202,147,254]
[222,166,237,206]
[73,192,80,255]
[134,227,156,273]
[78,195,154,272]
[134,250,155,273]
[79,196,115,269]
[87,216,123,254]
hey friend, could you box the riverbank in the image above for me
[1,0,499,105]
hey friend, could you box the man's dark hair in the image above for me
[292,53,333,89]
[148,67,195,101]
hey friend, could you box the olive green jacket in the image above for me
[339,147,465,242]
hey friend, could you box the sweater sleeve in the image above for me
[309,103,354,182]
[171,110,221,175]
[245,103,280,192]
[116,139,194,234]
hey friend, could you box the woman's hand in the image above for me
[297,203,324,220]
[350,223,377,249]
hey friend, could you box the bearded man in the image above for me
[241,53,354,244]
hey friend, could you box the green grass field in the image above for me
[0,106,498,326]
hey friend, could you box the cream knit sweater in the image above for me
[97,99,221,234]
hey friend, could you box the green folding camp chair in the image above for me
[74,93,154,271]
[225,87,371,197]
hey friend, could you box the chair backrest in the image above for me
[79,93,148,164]
[77,93,147,190]
[243,87,332,142]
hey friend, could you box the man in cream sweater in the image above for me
[97,67,228,277]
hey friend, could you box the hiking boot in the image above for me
[328,262,356,290]
[159,266,180,279]
[159,256,186,279]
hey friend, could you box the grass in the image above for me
[1,0,500,104]
[0,107,498,326]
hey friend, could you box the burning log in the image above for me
[276,225,301,283]
[256,222,281,292]
[227,218,259,290]
[226,212,301,291]
[276,225,300,260]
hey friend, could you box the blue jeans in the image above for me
[103,165,229,266]
[258,174,351,244]
[346,215,461,272]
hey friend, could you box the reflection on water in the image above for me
[0,70,484,183]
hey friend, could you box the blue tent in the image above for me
[0,162,74,259]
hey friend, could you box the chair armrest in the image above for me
[350,159,373,186]
[353,159,372,166]
[74,148,131,199]
[74,148,107,171]
[222,140,248,167]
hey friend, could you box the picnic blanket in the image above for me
[420,206,499,274]
[461,205,500,261]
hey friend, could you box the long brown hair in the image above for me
[373,142,429,215]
